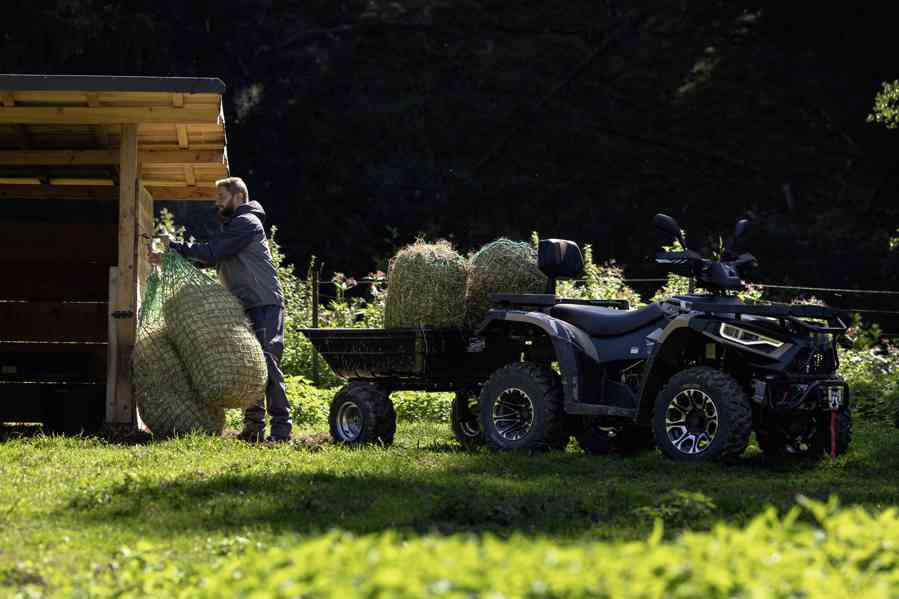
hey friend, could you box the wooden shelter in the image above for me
[0,75,228,433]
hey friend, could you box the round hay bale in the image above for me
[163,284,268,410]
[132,328,225,438]
[384,240,468,329]
[465,238,547,327]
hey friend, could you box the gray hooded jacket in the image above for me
[170,201,284,310]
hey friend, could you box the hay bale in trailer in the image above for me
[0,75,231,435]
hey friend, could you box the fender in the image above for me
[635,315,693,422]
[476,309,598,406]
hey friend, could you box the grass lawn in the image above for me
[1,421,898,596]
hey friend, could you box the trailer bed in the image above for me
[300,327,493,391]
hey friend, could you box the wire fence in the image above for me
[310,275,899,333]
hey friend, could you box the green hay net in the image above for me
[133,251,267,435]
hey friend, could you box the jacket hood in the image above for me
[233,201,266,224]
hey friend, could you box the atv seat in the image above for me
[548,302,666,337]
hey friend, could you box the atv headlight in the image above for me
[719,323,784,349]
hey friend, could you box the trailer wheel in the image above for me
[480,362,567,451]
[451,388,484,450]
[329,383,396,446]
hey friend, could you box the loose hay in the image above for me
[384,240,468,329]
[465,238,547,328]
[164,283,268,410]
[133,327,225,437]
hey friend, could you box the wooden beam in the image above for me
[141,179,216,188]
[0,177,40,185]
[0,104,222,125]
[2,92,14,107]
[145,186,217,200]
[141,149,225,165]
[48,178,115,187]
[0,149,118,165]
[0,185,117,201]
[172,93,185,107]
[176,124,189,148]
[0,148,225,166]
[86,93,100,108]
[184,166,196,186]
[110,123,138,427]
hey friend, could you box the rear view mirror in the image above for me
[731,219,751,253]
[653,213,687,249]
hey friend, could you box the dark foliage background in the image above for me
[3,2,898,309]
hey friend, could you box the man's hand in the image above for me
[156,231,175,250]
[147,231,176,266]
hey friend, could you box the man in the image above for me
[150,177,292,443]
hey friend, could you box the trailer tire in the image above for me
[451,387,484,450]
[329,383,396,446]
[480,362,567,451]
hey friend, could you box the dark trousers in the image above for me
[244,305,292,437]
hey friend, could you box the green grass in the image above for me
[1,422,899,596]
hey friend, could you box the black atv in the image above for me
[303,214,852,462]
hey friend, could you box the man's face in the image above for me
[215,187,241,218]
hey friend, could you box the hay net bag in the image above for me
[134,251,266,433]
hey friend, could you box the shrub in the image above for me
[57,498,899,598]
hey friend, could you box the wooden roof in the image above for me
[0,75,229,200]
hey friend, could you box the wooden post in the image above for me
[108,123,139,426]
[105,267,119,423]
[311,267,320,386]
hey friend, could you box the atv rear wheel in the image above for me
[451,387,484,450]
[329,383,396,446]
[480,362,567,451]
[653,367,751,462]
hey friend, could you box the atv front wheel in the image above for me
[653,367,751,462]
[757,407,852,459]
[451,388,484,450]
[329,383,396,446]
[480,362,567,451]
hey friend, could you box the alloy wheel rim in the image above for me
[492,388,535,442]
[665,388,719,455]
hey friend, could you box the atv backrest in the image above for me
[538,239,584,293]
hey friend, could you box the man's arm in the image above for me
[169,214,261,266]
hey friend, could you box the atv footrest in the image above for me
[564,403,636,418]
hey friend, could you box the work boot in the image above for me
[264,434,292,444]
[237,426,264,443]
[269,421,292,443]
